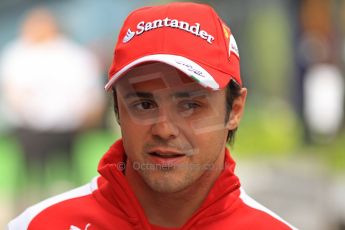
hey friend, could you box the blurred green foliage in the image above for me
[245,5,293,98]
[304,131,345,173]
[73,130,120,183]
[0,135,23,195]
[233,100,303,156]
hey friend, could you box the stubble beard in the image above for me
[137,156,220,194]
[139,166,200,193]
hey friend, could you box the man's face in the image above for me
[116,63,238,193]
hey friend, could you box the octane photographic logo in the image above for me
[122,18,215,44]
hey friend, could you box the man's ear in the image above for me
[226,88,247,130]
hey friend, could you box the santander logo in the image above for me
[123,29,135,43]
[123,18,215,44]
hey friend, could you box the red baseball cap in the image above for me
[105,2,241,91]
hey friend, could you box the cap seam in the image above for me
[208,7,222,68]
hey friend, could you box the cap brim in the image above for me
[105,54,232,91]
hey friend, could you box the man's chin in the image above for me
[141,171,192,193]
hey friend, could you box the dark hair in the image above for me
[225,80,242,145]
[112,79,242,144]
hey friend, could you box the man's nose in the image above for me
[150,109,180,140]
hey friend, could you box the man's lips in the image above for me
[147,148,187,166]
[148,149,186,158]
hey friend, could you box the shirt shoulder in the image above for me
[7,177,99,230]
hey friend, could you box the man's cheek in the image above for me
[190,116,227,135]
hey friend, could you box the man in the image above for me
[8,2,297,229]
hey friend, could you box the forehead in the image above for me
[115,62,205,93]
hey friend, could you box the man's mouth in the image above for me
[149,151,185,158]
[147,149,187,166]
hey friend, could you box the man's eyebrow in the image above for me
[173,90,208,98]
[123,89,208,99]
[124,92,154,99]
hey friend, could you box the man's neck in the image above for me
[125,153,225,228]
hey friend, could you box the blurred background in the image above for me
[0,0,344,229]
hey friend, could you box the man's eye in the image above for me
[182,102,200,110]
[179,101,201,116]
[132,101,156,111]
